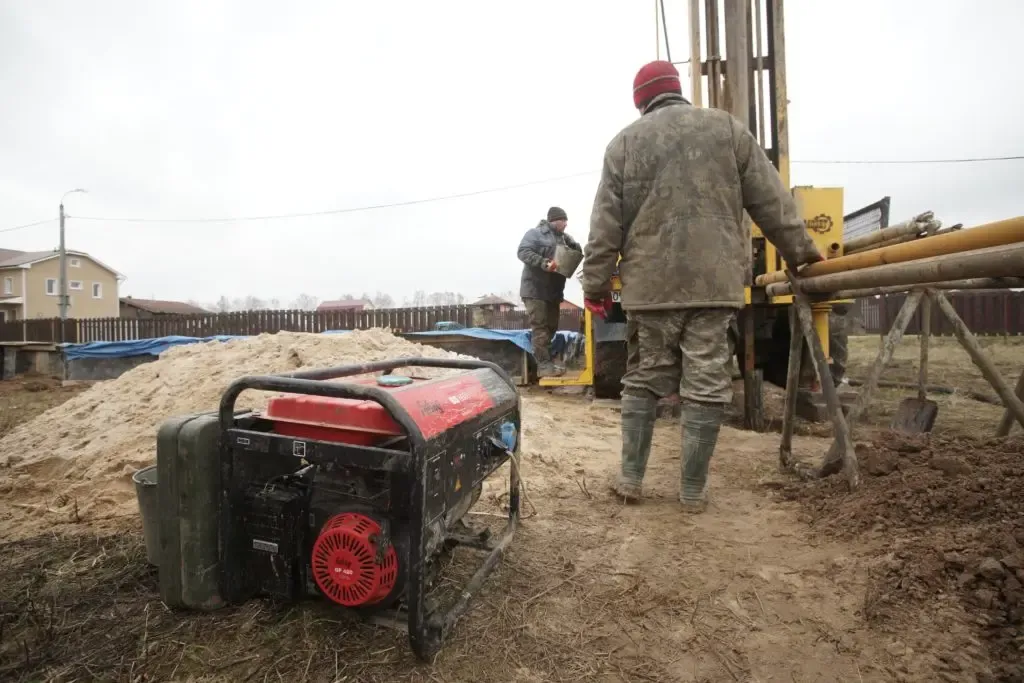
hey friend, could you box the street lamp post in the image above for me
[58,188,87,322]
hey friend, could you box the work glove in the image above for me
[794,247,826,274]
[584,294,613,320]
[542,259,559,273]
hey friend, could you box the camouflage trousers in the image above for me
[523,298,560,364]
[829,303,850,385]
[622,308,737,404]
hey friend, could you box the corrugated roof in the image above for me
[317,298,372,311]
[120,297,211,314]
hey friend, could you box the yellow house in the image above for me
[0,248,123,322]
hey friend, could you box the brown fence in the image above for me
[489,309,584,332]
[5,292,1015,344]
[0,305,586,344]
[854,290,1024,335]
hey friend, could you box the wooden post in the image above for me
[996,368,1024,437]
[779,306,803,473]
[931,291,1024,433]
[789,277,859,489]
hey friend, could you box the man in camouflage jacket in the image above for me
[580,60,823,512]
[518,206,582,377]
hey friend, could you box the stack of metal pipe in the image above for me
[757,216,1024,297]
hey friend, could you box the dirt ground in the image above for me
[0,375,88,440]
[1,335,1021,682]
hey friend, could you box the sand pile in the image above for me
[0,330,467,537]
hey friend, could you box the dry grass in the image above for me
[845,334,1023,438]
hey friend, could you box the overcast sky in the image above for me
[1,0,1021,307]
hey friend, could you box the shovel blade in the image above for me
[891,397,939,434]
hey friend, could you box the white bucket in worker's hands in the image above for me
[553,244,583,278]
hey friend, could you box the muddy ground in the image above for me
[1,336,1021,682]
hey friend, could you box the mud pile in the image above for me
[783,433,1024,679]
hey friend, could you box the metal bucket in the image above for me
[553,244,583,278]
[132,465,159,566]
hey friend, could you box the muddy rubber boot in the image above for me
[679,402,726,513]
[611,394,657,502]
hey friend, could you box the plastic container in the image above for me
[553,244,583,278]
[132,464,160,566]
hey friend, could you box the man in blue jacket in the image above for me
[517,206,582,378]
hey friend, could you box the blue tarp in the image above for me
[62,327,584,361]
[404,327,581,356]
[63,335,242,360]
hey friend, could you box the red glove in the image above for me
[543,259,559,273]
[584,294,613,320]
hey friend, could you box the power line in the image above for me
[0,217,57,234]
[68,170,602,225]
[3,153,1022,231]
[794,155,1024,165]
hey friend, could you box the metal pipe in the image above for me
[757,216,1024,286]
[723,0,751,126]
[844,232,921,255]
[842,212,934,253]
[688,0,703,107]
[764,242,1024,296]
[845,222,962,256]
[753,0,766,146]
[788,277,1024,300]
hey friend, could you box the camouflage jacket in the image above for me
[517,219,582,301]
[580,93,821,310]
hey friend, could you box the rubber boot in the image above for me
[679,402,726,513]
[611,394,657,502]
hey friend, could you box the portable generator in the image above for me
[155,357,521,660]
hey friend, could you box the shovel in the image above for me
[891,298,938,433]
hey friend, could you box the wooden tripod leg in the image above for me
[779,306,803,473]
[931,291,1024,433]
[995,368,1024,437]
[785,274,860,490]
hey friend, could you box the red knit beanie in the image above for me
[632,60,682,110]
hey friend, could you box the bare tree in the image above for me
[371,291,395,308]
[425,291,467,306]
[242,295,267,310]
[498,290,524,308]
[214,296,232,313]
[291,293,319,310]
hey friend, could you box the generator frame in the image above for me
[216,357,522,660]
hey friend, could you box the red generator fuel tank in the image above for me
[263,369,503,446]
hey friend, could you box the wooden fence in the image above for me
[0,305,586,344]
[854,290,1024,335]
[3,292,1016,344]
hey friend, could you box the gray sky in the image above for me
[2,0,1021,307]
